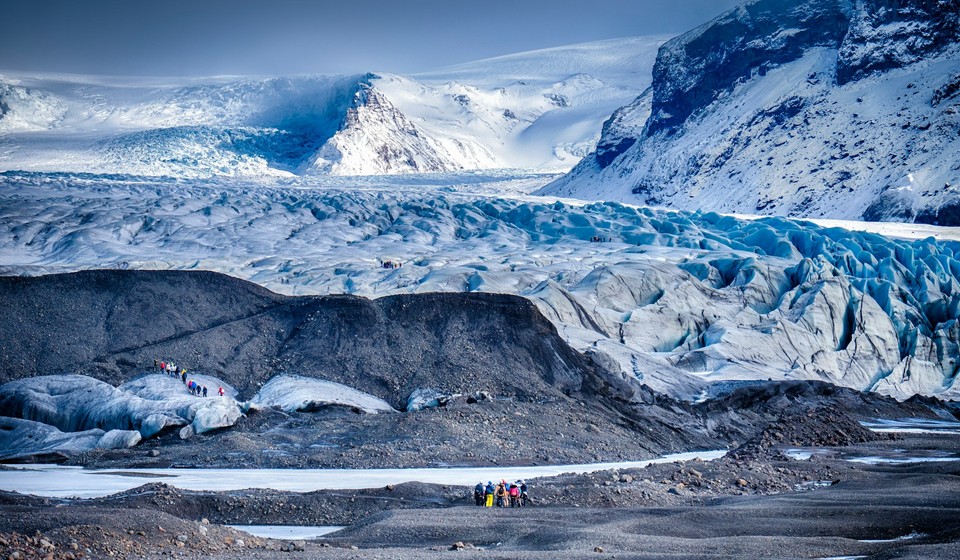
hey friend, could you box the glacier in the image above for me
[0,374,244,438]
[0,36,665,178]
[3,174,960,402]
[0,416,140,461]
[0,370,397,458]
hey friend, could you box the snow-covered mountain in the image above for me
[0,37,666,178]
[543,0,960,224]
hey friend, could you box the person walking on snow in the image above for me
[218,386,225,397]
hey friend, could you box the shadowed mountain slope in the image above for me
[0,270,593,408]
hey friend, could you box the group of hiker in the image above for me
[380,259,402,269]
[155,359,225,398]
[473,480,530,508]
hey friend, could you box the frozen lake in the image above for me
[0,450,726,498]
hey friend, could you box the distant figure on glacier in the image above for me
[202,386,208,398]
[181,371,187,384]
[218,386,225,397]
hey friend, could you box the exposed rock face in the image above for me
[646,0,850,137]
[647,0,959,138]
[543,0,960,223]
[837,0,960,84]
[0,270,598,409]
[594,91,652,168]
[305,82,465,175]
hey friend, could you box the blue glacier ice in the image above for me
[2,174,960,400]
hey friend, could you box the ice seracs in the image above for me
[4,178,960,401]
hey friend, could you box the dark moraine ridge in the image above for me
[0,270,596,408]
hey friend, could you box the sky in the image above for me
[1,0,744,77]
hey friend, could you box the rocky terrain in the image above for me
[0,268,951,464]
[1,429,959,559]
[0,270,593,404]
[1,271,958,558]
[1,269,956,465]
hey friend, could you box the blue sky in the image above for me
[2,0,743,76]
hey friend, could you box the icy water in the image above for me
[0,450,726,498]
[860,418,960,435]
[227,525,344,540]
[846,452,960,465]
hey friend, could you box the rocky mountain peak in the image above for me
[646,0,850,137]
[647,0,960,138]
[304,78,464,175]
[837,0,960,84]
[543,0,960,224]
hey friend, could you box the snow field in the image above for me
[0,36,666,178]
